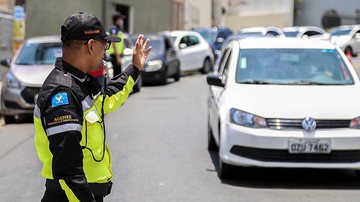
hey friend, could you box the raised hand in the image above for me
[132,34,152,70]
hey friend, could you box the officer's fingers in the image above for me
[145,46,152,56]
[143,38,150,50]
[135,34,143,49]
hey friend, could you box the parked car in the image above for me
[192,27,233,60]
[0,36,62,124]
[329,25,360,57]
[282,26,327,38]
[207,37,360,179]
[132,34,180,84]
[238,26,285,38]
[169,31,214,74]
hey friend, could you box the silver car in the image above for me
[1,36,62,124]
[0,35,131,124]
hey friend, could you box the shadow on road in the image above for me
[209,150,360,190]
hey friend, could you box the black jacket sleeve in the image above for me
[106,65,140,96]
[42,87,95,202]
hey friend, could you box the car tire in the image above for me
[160,67,168,85]
[218,160,236,180]
[4,115,15,124]
[133,75,142,93]
[208,123,218,151]
[201,58,212,74]
[174,64,181,82]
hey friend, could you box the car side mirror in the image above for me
[0,58,11,68]
[179,43,187,49]
[207,73,224,87]
[122,48,133,56]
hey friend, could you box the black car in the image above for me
[132,34,181,84]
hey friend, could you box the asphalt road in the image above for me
[1,61,360,201]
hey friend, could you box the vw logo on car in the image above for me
[302,117,317,131]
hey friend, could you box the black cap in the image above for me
[61,11,120,42]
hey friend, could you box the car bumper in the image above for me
[220,122,360,169]
[1,85,37,116]
[141,71,163,83]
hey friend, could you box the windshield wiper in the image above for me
[239,80,271,84]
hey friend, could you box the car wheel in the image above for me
[133,75,142,93]
[208,122,218,151]
[218,160,235,180]
[174,64,181,82]
[201,58,212,74]
[4,115,15,124]
[160,67,168,85]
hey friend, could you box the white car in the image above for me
[169,31,214,73]
[207,37,360,179]
[329,25,360,57]
[282,26,327,38]
[238,26,285,38]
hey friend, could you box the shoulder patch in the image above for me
[110,27,118,35]
[51,92,69,107]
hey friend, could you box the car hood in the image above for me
[11,65,54,86]
[225,84,360,119]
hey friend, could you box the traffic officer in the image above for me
[107,12,126,76]
[34,12,151,202]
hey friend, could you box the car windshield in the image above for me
[330,29,352,36]
[147,38,164,57]
[197,30,216,44]
[236,48,354,85]
[15,42,62,65]
[283,31,299,37]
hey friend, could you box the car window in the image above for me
[180,36,190,47]
[236,48,354,85]
[15,43,62,65]
[266,31,279,37]
[222,51,232,83]
[283,31,299,37]
[188,35,200,46]
[304,31,321,37]
[217,48,230,72]
[330,29,352,36]
[164,37,173,50]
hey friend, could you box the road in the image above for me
[1,60,360,201]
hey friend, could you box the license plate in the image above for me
[288,139,331,154]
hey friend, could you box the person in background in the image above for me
[107,12,126,77]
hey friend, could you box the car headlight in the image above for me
[230,108,267,128]
[5,72,21,89]
[350,117,360,128]
[144,60,163,72]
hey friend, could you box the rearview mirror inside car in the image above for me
[179,43,187,49]
[207,73,224,87]
[0,58,11,68]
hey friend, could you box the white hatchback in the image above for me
[207,38,360,179]
[170,31,214,73]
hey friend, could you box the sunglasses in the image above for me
[84,39,111,50]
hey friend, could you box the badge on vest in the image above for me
[51,92,69,107]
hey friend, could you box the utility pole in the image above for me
[212,0,222,27]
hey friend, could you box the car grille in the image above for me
[266,118,351,129]
[230,145,360,163]
[21,87,40,104]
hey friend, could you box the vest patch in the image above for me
[51,92,69,107]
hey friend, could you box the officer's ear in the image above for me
[86,39,95,54]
